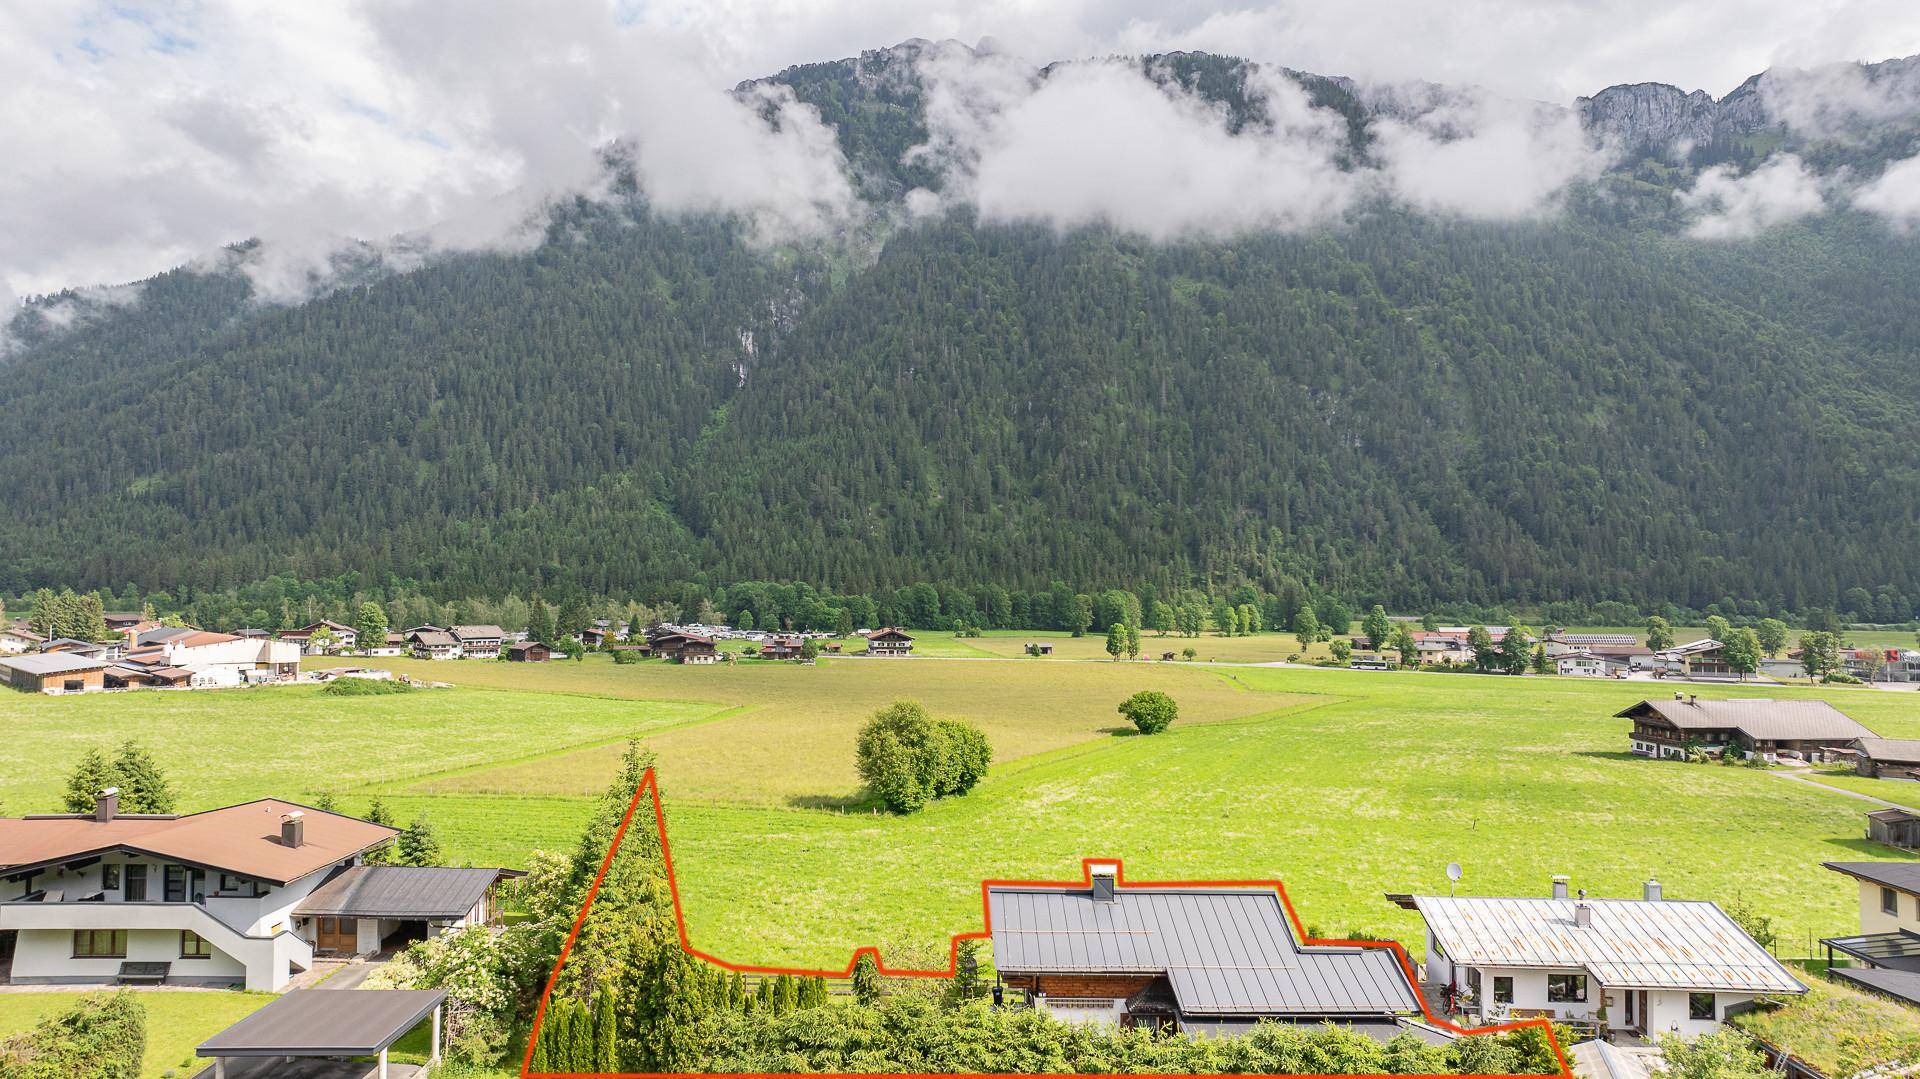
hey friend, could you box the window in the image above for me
[1688,993,1715,1021]
[1493,977,1514,1004]
[123,864,147,902]
[73,929,126,958]
[180,931,213,959]
[101,864,120,890]
[219,874,244,893]
[1884,887,1900,915]
[1547,973,1588,1003]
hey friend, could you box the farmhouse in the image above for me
[280,620,358,655]
[760,635,805,660]
[506,641,551,662]
[449,624,505,659]
[1399,876,1803,1036]
[1818,862,1920,1009]
[405,627,462,660]
[649,630,719,664]
[863,627,914,656]
[0,627,41,654]
[990,862,1447,1042]
[41,637,109,659]
[1853,737,1920,780]
[0,652,107,694]
[1618,696,1875,761]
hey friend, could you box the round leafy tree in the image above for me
[1117,690,1178,735]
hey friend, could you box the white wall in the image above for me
[1465,965,1601,1024]
[11,927,246,983]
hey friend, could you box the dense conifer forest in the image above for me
[3,50,1919,618]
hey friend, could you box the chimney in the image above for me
[281,811,304,848]
[1551,875,1570,900]
[1643,879,1662,902]
[1574,897,1592,929]
[1673,691,1684,701]
[94,787,119,823]
[1089,862,1119,902]
[1688,694,1698,706]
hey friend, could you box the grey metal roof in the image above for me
[197,989,445,1057]
[0,652,106,675]
[135,626,196,646]
[1616,698,1876,742]
[294,866,506,919]
[988,885,1419,1016]
[1412,895,1804,994]
[1856,738,1920,763]
[1824,861,1920,895]
[1829,965,1920,1008]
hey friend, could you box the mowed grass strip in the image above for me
[657,666,1920,969]
[0,683,713,813]
[408,656,1318,805]
[0,991,273,1078]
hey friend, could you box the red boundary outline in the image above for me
[521,768,1572,1078]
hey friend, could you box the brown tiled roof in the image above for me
[409,629,458,647]
[1616,698,1876,742]
[865,627,914,641]
[450,625,505,640]
[173,631,240,648]
[0,799,396,884]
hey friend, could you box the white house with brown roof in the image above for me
[863,627,915,656]
[280,620,358,655]
[448,625,505,659]
[405,627,461,660]
[1399,876,1803,1037]
[0,792,395,990]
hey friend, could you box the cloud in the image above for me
[1854,153,1920,229]
[1679,154,1828,238]
[912,55,1358,238]
[1369,89,1612,220]
[1759,55,1920,138]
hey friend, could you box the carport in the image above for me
[195,989,445,1078]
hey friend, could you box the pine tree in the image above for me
[313,791,337,812]
[111,742,175,814]
[529,1008,552,1073]
[528,597,556,646]
[594,989,618,1072]
[61,748,115,813]
[395,816,442,866]
[851,953,881,1006]
[365,797,394,826]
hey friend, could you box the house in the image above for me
[648,631,718,664]
[1545,633,1638,655]
[991,862,1447,1041]
[231,628,270,640]
[102,613,148,635]
[760,635,804,660]
[1864,808,1920,850]
[364,633,407,657]
[280,620,358,656]
[40,637,109,660]
[1554,651,1623,678]
[579,626,610,649]
[116,632,300,689]
[449,625,505,659]
[1853,737,1920,780]
[1654,638,1731,677]
[0,793,393,990]
[1618,696,1876,762]
[863,627,915,657]
[0,627,42,655]
[0,652,107,694]
[0,791,518,992]
[1399,876,1803,1035]
[506,642,551,663]
[405,627,461,660]
[1818,862,1920,1010]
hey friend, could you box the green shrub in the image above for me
[0,992,146,1078]
[321,676,417,696]
[1117,690,1178,735]
[855,700,993,813]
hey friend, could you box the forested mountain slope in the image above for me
[3,48,1919,615]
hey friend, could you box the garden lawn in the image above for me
[0,990,273,1078]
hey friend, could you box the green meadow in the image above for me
[2,646,1917,1003]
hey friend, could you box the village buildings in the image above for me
[1618,696,1876,762]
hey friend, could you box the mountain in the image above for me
[3,47,1919,619]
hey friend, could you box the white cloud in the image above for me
[1854,153,1920,229]
[1679,154,1828,238]
[1370,91,1612,220]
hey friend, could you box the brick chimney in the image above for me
[94,787,119,823]
[1089,862,1118,902]
[281,810,304,848]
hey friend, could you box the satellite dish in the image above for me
[1446,862,1463,882]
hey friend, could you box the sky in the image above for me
[3,0,1919,305]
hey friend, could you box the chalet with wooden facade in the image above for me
[648,631,719,664]
[990,862,1446,1041]
[863,628,914,657]
[1853,737,1920,780]
[448,625,505,659]
[760,635,805,660]
[1618,696,1876,762]
[506,642,551,663]
[405,627,462,660]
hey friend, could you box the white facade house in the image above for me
[1408,877,1803,1038]
[0,794,397,991]
[448,625,506,659]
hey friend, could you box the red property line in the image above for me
[522,768,1571,1079]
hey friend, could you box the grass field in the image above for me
[2,649,1918,1033]
[0,990,273,1077]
